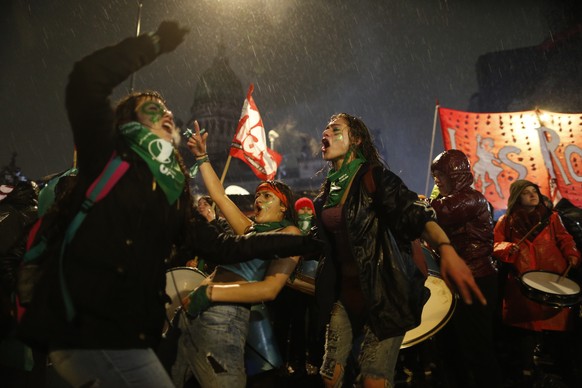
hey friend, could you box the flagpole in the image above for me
[129,1,143,92]
[220,155,232,185]
[424,103,440,196]
[534,109,561,203]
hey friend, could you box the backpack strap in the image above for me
[59,153,129,321]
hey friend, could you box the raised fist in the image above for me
[154,21,189,53]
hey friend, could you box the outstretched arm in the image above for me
[190,216,322,264]
[187,121,252,235]
[184,226,302,315]
[421,220,486,305]
[66,21,188,177]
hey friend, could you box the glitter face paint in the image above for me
[332,126,345,141]
[139,100,167,124]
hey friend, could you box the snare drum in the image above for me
[164,267,206,332]
[519,270,582,307]
[401,247,456,348]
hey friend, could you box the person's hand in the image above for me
[198,206,215,222]
[187,120,208,157]
[567,255,580,268]
[439,246,487,306]
[155,21,189,53]
[508,244,520,256]
[183,285,211,318]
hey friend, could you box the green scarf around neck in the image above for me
[119,122,185,205]
[251,219,293,233]
[324,148,366,208]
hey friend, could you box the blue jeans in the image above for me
[171,304,250,388]
[48,348,173,387]
[320,302,403,386]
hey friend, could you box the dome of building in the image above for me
[191,44,243,111]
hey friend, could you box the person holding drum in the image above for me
[429,149,502,387]
[313,113,486,388]
[493,179,580,383]
[171,121,305,388]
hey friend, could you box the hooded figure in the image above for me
[430,149,497,278]
[429,150,502,386]
[493,179,580,331]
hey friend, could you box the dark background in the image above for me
[2,0,580,194]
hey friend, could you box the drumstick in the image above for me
[514,221,542,247]
[557,262,572,283]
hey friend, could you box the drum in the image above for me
[245,304,283,376]
[164,267,206,332]
[401,247,456,348]
[287,259,318,295]
[519,270,582,307]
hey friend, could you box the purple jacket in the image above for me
[430,150,497,278]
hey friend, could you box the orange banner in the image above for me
[438,107,582,212]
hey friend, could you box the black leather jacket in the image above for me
[314,164,435,340]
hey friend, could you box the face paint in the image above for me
[333,126,344,141]
[259,199,274,211]
[139,101,166,124]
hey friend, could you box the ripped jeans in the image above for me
[320,302,403,387]
[171,304,250,388]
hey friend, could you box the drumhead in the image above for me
[521,270,581,296]
[165,267,206,327]
[401,273,456,348]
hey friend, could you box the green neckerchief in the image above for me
[324,149,366,208]
[251,219,293,233]
[120,122,185,205]
[297,214,313,235]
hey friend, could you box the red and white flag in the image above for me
[230,84,282,180]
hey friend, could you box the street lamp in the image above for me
[268,130,279,151]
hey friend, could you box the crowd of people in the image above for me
[1,19,581,388]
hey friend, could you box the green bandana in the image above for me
[324,149,366,208]
[297,214,313,234]
[251,219,293,233]
[120,122,185,205]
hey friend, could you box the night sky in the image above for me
[1,0,556,193]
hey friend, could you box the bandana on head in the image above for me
[256,182,288,208]
[120,122,185,205]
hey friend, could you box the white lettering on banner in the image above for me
[446,127,457,149]
[537,126,570,184]
[498,146,527,180]
[565,144,582,183]
[536,126,582,185]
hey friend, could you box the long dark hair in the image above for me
[114,90,167,129]
[329,113,383,167]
